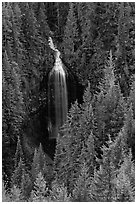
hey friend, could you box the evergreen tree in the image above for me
[100,50,115,93]
[62,2,79,67]
[10,185,22,202]
[79,83,95,173]
[30,172,48,202]
[117,103,135,157]
[54,85,95,193]
[79,131,95,177]
[3,52,24,140]
[49,180,71,202]
[115,151,135,201]
[11,157,26,189]
[127,76,135,117]
[93,51,126,151]
[19,168,33,201]
[54,101,82,192]
[36,3,50,39]
[109,131,126,169]
[18,2,45,114]
[89,141,117,202]
[72,162,91,202]
[116,2,135,96]
[31,144,53,185]
[2,49,24,185]
[2,182,11,202]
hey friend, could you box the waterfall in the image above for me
[48,37,68,139]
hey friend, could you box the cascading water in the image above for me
[48,37,68,139]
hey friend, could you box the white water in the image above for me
[48,37,68,139]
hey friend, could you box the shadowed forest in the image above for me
[2,2,135,202]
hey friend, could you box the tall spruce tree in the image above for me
[30,172,48,202]
[62,2,79,67]
[31,144,53,186]
[89,141,117,202]
[115,151,135,201]
[72,162,91,202]
[53,101,82,193]
[3,50,24,183]
[93,51,126,151]
[49,180,71,202]
[54,84,95,193]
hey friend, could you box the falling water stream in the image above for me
[48,37,68,139]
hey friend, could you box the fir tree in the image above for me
[30,172,48,202]
[10,185,22,202]
[36,2,50,39]
[2,182,11,202]
[116,2,135,96]
[72,162,91,202]
[20,168,33,201]
[3,51,24,139]
[11,157,26,189]
[78,83,94,146]
[119,103,135,157]
[3,49,24,185]
[62,2,79,66]
[89,141,117,202]
[115,152,135,201]
[94,51,126,150]
[109,131,126,169]
[31,144,53,185]
[127,76,135,117]
[54,85,95,193]
[49,180,71,202]
[100,50,115,93]
[79,131,95,177]
[53,101,82,192]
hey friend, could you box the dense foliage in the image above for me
[2,2,135,202]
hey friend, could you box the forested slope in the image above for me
[2,2,135,202]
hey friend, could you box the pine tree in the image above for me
[100,50,115,93]
[53,101,82,192]
[10,185,22,202]
[31,144,53,185]
[20,168,33,201]
[109,131,126,169]
[79,131,95,177]
[127,76,135,117]
[115,151,135,201]
[116,3,135,96]
[2,182,11,202]
[94,51,126,151]
[62,2,79,66]
[72,162,91,202]
[54,85,95,193]
[18,2,45,114]
[36,3,50,39]
[78,3,95,47]
[78,83,95,173]
[3,52,24,140]
[2,46,25,185]
[30,172,48,202]
[89,141,117,202]
[49,180,71,202]
[119,103,135,157]
[11,157,26,189]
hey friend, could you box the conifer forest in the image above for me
[2,2,135,202]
